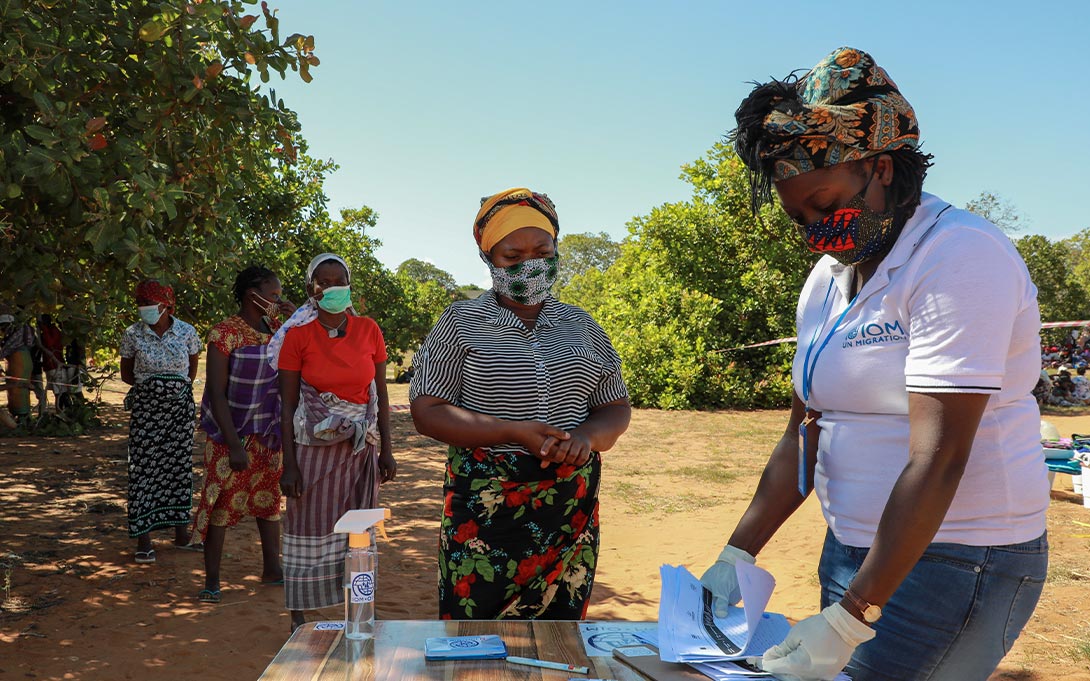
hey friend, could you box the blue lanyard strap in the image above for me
[801,279,858,406]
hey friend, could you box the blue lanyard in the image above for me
[800,279,858,408]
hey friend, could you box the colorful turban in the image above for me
[135,280,175,312]
[734,47,920,183]
[474,187,559,252]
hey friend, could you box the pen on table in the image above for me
[505,655,590,674]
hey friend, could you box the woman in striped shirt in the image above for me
[410,188,631,620]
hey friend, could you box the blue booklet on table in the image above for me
[424,635,508,660]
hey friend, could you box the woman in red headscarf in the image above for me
[120,280,203,564]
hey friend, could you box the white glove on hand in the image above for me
[699,544,756,616]
[758,602,875,681]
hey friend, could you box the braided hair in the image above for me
[233,265,277,305]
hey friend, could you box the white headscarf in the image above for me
[267,253,353,369]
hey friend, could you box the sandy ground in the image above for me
[2,382,1090,680]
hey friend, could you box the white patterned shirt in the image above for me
[119,317,201,383]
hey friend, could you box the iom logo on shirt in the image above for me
[842,319,909,348]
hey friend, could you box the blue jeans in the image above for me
[819,529,1047,681]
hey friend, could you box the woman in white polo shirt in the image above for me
[700,47,1047,681]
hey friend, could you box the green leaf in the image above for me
[24,125,55,142]
[138,20,166,42]
[6,183,21,199]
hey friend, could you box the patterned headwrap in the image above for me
[135,280,175,312]
[733,47,920,209]
[474,187,559,253]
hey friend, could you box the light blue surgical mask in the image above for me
[138,304,164,325]
[316,285,352,314]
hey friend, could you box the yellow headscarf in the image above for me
[473,187,559,253]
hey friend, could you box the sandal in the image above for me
[197,588,221,604]
[176,541,204,552]
[134,549,156,564]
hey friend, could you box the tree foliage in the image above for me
[397,258,459,294]
[0,0,320,348]
[965,191,1027,234]
[560,143,815,409]
[1014,234,1090,324]
[555,231,621,290]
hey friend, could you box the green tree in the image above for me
[965,191,1027,234]
[0,0,319,348]
[397,258,459,294]
[562,142,814,409]
[556,231,622,290]
[1014,234,1090,324]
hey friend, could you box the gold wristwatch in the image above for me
[843,587,882,623]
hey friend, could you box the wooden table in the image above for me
[259,620,654,680]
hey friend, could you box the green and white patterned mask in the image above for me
[480,252,560,306]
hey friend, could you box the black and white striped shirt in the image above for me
[410,292,628,452]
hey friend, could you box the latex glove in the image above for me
[699,544,756,616]
[757,603,875,681]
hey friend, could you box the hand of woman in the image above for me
[279,463,303,498]
[378,449,397,483]
[228,443,250,472]
[511,420,570,461]
[539,431,592,468]
[277,299,297,317]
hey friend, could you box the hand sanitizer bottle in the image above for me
[345,527,376,640]
[334,509,389,641]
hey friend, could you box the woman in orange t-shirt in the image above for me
[268,253,397,632]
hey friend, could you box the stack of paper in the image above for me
[653,562,850,681]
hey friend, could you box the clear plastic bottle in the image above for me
[344,527,376,640]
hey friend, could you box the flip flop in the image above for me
[176,541,204,552]
[134,550,156,564]
[260,578,284,586]
[197,589,221,604]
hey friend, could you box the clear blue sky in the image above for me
[265,1,1089,288]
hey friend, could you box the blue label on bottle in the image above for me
[350,571,375,603]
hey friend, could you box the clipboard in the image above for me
[611,644,708,681]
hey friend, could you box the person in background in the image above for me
[1072,367,1090,405]
[410,188,631,620]
[700,47,1047,681]
[269,253,397,632]
[0,313,36,426]
[194,266,296,604]
[120,280,203,564]
[37,315,64,412]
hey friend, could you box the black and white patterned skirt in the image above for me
[125,374,196,536]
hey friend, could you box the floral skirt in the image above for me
[439,446,601,620]
[193,435,282,540]
[126,375,196,536]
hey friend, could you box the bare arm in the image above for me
[839,391,987,622]
[206,344,248,470]
[374,361,396,482]
[726,392,811,556]
[410,394,570,454]
[543,399,632,467]
[188,352,199,382]
[278,368,303,497]
[120,356,135,386]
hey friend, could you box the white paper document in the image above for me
[657,561,789,663]
[655,562,850,680]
